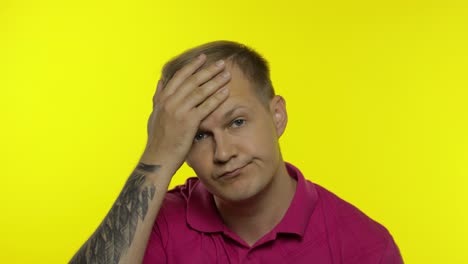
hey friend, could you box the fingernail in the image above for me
[216,60,225,67]
[198,54,205,60]
[222,71,230,78]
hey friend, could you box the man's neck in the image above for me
[214,163,297,246]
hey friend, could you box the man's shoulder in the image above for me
[313,182,390,236]
[311,182,399,261]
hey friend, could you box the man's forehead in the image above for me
[197,62,261,127]
[198,99,253,129]
[220,103,250,118]
[211,97,253,116]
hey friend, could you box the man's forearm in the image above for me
[69,162,172,264]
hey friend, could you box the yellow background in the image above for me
[1,0,467,263]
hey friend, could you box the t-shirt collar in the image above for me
[186,180,225,233]
[274,162,318,236]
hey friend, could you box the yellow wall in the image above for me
[1,0,467,263]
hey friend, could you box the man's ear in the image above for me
[269,95,288,138]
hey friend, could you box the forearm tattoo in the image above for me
[70,163,160,264]
[136,162,161,173]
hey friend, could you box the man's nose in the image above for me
[213,133,236,163]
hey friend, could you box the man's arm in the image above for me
[69,54,231,264]
[69,161,170,264]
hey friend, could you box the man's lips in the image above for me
[218,163,250,179]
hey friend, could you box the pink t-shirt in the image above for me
[143,162,403,263]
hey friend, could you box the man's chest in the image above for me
[164,232,334,264]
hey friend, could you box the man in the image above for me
[70,41,403,263]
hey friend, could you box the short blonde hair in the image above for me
[161,40,275,107]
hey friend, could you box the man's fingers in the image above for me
[163,54,207,97]
[169,60,227,108]
[153,79,163,107]
[195,87,230,119]
[156,79,163,96]
[175,59,226,97]
[186,59,226,87]
[181,70,231,111]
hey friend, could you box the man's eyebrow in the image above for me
[198,106,249,132]
[223,105,248,120]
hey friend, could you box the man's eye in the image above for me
[194,132,208,142]
[232,119,246,128]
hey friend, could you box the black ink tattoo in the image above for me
[136,162,161,173]
[70,164,160,264]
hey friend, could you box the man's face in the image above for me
[185,63,287,203]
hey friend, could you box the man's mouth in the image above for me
[218,163,250,179]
